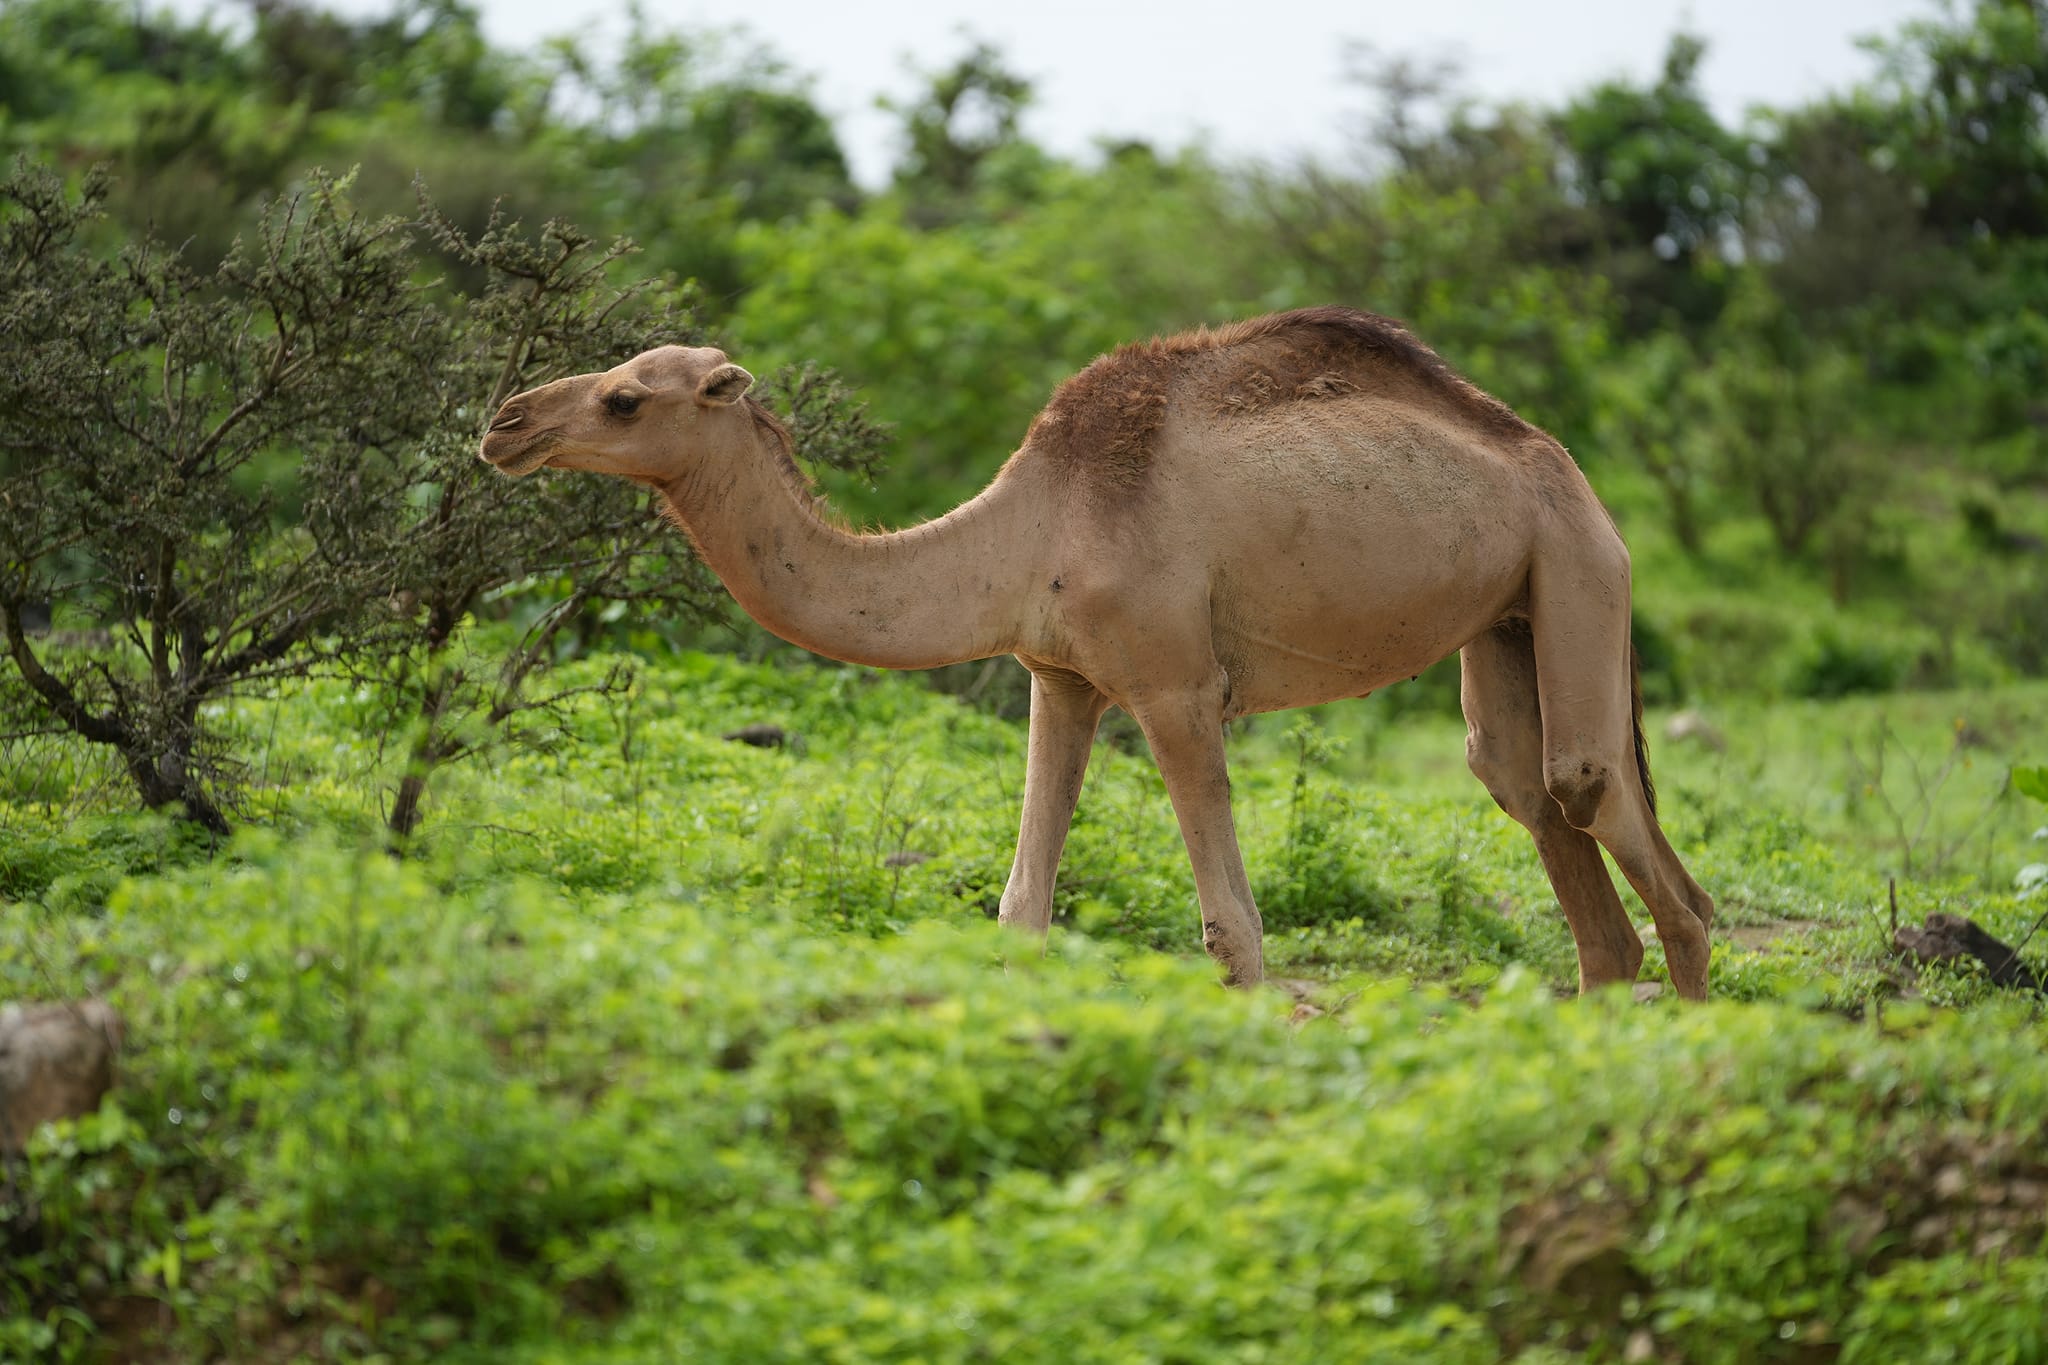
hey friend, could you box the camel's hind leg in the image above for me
[1527,538,1715,999]
[1462,621,1644,992]
[998,666,1112,937]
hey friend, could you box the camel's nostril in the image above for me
[489,406,526,431]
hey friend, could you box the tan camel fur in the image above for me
[481,307,1715,997]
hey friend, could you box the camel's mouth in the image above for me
[478,428,561,478]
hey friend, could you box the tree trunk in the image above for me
[384,660,461,850]
[121,747,230,836]
[388,769,430,845]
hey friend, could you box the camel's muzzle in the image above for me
[479,424,559,476]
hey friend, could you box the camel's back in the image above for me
[1017,307,1564,498]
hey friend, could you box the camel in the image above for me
[480,307,1715,998]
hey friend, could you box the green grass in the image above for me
[3,644,2047,1361]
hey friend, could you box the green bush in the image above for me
[9,840,2048,1362]
[1789,629,1905,699]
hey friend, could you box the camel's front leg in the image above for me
[1130,680,1264,987]
[997,667,1110,938]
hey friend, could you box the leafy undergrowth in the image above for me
[3,648,2047,1361]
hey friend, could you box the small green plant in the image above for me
[2015,766,2047,920]
[1843,717,2014,882]
[2015,769,2048,970]
[1252,718,1390,932]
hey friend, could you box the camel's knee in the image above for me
[1466,729,1542,823]
[1544,756,1619,832]
[1688,886,1717,935]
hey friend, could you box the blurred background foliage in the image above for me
[1,0,2045,718]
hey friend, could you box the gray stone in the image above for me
[0,1000,124,1154]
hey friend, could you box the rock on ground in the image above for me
[0,1000,124,1154]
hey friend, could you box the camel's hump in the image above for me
[1021,306,1538,490]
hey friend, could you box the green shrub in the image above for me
[1790,629,1904,699]
[1251,720,1397,933]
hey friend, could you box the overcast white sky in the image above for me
[181,0,1941,184]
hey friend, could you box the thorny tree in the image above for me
[377,197,886,840]
[0,164,450,832]
[0,161,888,837]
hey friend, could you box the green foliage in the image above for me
[0,0,859,275]
[0,154,889,841]
[1789,630,1905,700]
[0,162,451,830]
[4,817,2047,1360]
[2018,765,2048,900]
[0,812,210,914]
[1252,719,1394,932]
[1551,32,1754,329]
[539,20,857,297]
[1858,0,2048,243]
[885,41,1036,211]
[0,636,2043,1360]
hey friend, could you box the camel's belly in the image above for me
[1203,459,1534,716]
[1212,585,1516,716]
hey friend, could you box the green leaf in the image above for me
[2013,766,2048,806]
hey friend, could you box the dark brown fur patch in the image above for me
[1026,306,1540,489]
[1023,344,1176,490]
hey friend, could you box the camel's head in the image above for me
[479,345,755,484]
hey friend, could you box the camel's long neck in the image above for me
[659,423,1047,670]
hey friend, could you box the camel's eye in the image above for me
[606,390,641,418]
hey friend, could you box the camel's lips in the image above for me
[478,428,560,477]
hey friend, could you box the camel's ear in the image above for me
[696,362,754,406]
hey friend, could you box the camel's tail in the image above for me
[1630,640,1657,816]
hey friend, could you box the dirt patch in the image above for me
[1269,976,1341,1025]
[1723,918,1819,952]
